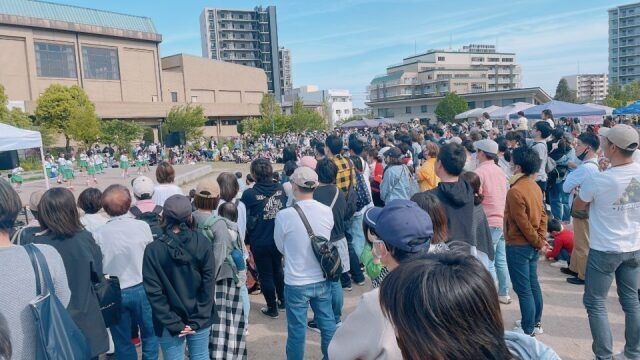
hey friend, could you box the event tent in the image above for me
[488,102,535,120]
[509,100,606,119]
[584,103,614,115]
[455,106,501,120]
[613,101,640,115]
[339,118,400,128]
[0,123,49,189]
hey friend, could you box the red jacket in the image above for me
[546,230,574,258]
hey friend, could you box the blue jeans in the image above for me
[549,181,570,222]
[110,284,158,360]
[285,281,336,360]
[583,249,640,360]
[330,280,343,323]
[556,248,571,262]
[506,244,543,335]
[488,228,511,297]
[341,229,365,287]
[349,213,366,259]
[158,327,210,360]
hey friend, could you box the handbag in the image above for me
[25,244,91,360]
[91,263,122,328]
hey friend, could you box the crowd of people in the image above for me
[0,110,639,360]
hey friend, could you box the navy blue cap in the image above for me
[364,199,433,252]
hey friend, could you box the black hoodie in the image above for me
[241,181,287,251]
[425,180,475,245]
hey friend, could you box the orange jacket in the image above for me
[416,158,439,192]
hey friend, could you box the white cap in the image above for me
[474,139,499,155]
[132,176,154,198]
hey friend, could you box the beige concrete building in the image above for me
[0,0,266,139]
[562,74,609,103]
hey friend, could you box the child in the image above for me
[119,153,130,178]
[545,218,574,268]
[56,152,66,184]
[135,153,144,175]
[218,202,250,336]
[10,166,24,192]
[86,157,98,185]
[143,152,151,173]
[94,153,105,174]
[360,219,389,288]
[62,157,75,190]
[79,152,88,176]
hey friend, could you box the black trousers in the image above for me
[252,243,285,310]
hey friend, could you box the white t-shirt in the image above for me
[579,162,640,252]
[152,184,184,206]
[274,199,334,286]
[633,149,640,164]
[531,141,548,182]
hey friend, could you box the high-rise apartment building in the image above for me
[279,47,292,97]
[562,74,609,102]
[367,44,521,103]
[609,2,640,85]
[200,6,282,99]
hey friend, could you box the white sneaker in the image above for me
[512,326,535,337]
[550,260,568,268]
[499,295,512,304]
[514,320,544,335]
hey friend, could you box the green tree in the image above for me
[289,100,327,132]
[435,92,468,123]
[0,84,55,147]
[66,106,101,148]
[554,78,578,103]
[35,84,96,150]
[0,84,9,121]
[142,127,155,143]
[100,119,143,150]
[163,104,206,141]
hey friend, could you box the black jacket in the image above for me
[142,229,215,337]
[30,230,109,357]
[314,185,347,241]
[425,180,475,245]
[241,181,287,250]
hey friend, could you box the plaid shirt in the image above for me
[332,155,356,194]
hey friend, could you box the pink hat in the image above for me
[297,156,317,170]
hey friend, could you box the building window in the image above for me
[191,96,198,103]
[471,57,484,61]
[488,57,499,62]
[171,92,178,103]
[406,106,412,114]
[344,109,350,114]
[437,56,445,61]
[82,46,120,80]
[484,100,492,107]
[421,105,427,113]
[34,42,77,78]
[336,110,341,115]
[501,58,514,62]
[240,34,245,39]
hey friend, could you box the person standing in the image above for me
[504,147,548,337]
[530,121,552,193]
[142,195,214,360]
[473,139,511,304]
[92,185,158,359]
[152,162,183,206]
[577,125,640,360]
[241,158,287,318]
[562,132,600,285]
[274,167,336,360]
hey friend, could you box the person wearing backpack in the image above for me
[274,166,336,360]
[131,176,164,240]
[191,179,247,359]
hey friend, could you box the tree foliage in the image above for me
[35,84,96,149]
[241,94,328,135]
[0,84,9,121]
[554,78,578,103]
[0,84,54,147]
[100,119,143,150]
[163,104,206,141]
[603,81,640,108]
[66,106,101,148]
[435,92,468,123]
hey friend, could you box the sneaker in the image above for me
[336,321,342,328]
[277,300,286,312]
[498,295,512,304]
[550,260,568,268]
[512,326,535,337]
[514,320,544,335]
[343,285,353,292]
[355,280,366,286]
[307,320,321,334]
[260,307,279,319]
[567,277,585,285]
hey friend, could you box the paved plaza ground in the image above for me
[13,162,628,360]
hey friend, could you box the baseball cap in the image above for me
[474,139,499,155]
[29,190,44,211]
[195,178,220,199]
[297,156,318,170]
[290,166,319,189]
[363,199,433,253]
[163,195,193,223]
[132,176,154,198]
[384,147,403,158]
[598,124,639,151]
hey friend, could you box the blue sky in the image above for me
[57,0,621,106]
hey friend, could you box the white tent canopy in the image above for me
[489,102,535,121]
[584,103,614,116]
[0,123,49,188]
[455,106,501,120]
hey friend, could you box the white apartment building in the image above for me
[368,44,521,102]
[289,85,353,128]
[562,74,609,102]
[609,2,640,85]
[279,47,292,97]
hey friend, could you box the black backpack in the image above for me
[130,205,163,240]
[293,204,342,281]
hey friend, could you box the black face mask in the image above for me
[577,148,589,161]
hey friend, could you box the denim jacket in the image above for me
[380,165,412,203]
